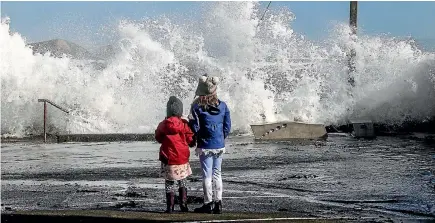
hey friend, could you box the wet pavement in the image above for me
[1,134,435,221]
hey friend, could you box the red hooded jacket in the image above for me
[155,116,194,165]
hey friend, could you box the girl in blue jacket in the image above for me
[189,75,231,214]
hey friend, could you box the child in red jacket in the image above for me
[155,96,194,213]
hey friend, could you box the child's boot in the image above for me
[165,192,175,213]
[193,202,213,214]
[212,200,222,214]
[179,187,189,212]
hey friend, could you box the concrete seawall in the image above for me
[2,118,434,144]
[56,134,155,143]
[1,134,155,143]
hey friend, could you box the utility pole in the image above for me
[348,1,357,87]
[350,1,357,35]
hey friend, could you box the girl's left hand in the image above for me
[195,147,202,157]
[181,115,189,121]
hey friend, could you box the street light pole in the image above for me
[348,1,358,87]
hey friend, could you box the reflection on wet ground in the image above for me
[1,135,434,220]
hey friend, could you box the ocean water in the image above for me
[1,136,434,217]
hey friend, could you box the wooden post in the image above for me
[43,101,47,143]
[348,1,358,87]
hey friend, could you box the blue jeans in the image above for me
[199,152,223,204]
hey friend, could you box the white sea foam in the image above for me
[1,2,434,136]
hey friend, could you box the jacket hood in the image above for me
[194,100,222,116]
[163,116,187,134]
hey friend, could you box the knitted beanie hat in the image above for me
[195,74,219,97]
[166,96,183,117]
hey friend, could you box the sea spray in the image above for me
[1,2,434,136]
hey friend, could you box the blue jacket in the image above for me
[189,100,231,149]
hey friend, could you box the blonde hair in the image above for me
[193,94,219,110]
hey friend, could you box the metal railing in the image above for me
[38,99,70,142]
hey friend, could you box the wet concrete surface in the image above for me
[1,134,435,221]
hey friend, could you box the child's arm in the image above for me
[182,120,195,147]
[223,103,231,139]
[155,122,165,143]
[159,148,169,164]
[189,105,200,135]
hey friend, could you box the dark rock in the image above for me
[113,191,147,198]
[422,170,432,176]
[278,208,288,212]
[76,189,99,193]
[114,201,136,208]
[327,117,435,135]
[279,174,317,181]
[5,207,12,211]
[125,191,145,198]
